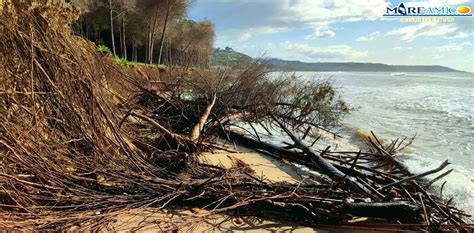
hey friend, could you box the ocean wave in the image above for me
[238,120,474,218]
[390,72,474,80]
[390,72,408,76]
[403,156,474,217]
[392,97,473,121]
[344,126,474,217]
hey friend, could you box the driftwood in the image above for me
[0,3,471,231]
[342,202,421,222]
[128,95,216,149]
[190,94,216,142]
[130,111,196,150]
[426,169,454,188]
[378,160,450,191]
[274,118,370,195]
[367,131,413,175]
[219,129,472,230]
[222,130,394,185]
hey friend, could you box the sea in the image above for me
[239,71,473,216]
[296,71,474,216]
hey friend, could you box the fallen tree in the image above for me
[0,1,471,232]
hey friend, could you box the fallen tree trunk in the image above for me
[272,118,370,195]
[222,129,302,158]
[189,95,216,142]
[342,202,422,222]
[223,129,393,186]
[129,111,195,149]
[218,129,471,227]
[1,2,471,231]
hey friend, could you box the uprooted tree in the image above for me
[0,1,471,231]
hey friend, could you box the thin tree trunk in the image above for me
[147,7,160,64]
[121,15,127,59]
[108,0,116,57]
[168,38,172,65]
[146,18,154,64]
[145,30,150,63]
[157,1,171,65]
[119,18,123,57]
[86,24,90,40]
[78,17,84,37]
[132,45,137,62]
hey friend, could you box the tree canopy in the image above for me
[71,0,214,66]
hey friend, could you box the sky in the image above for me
[188,0,474,72]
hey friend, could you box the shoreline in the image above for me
[234,122,474,220]
[106,141,427,232]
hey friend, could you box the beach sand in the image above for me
[110,143,320,232]
[199,142,301,183]
[108,141,419,232]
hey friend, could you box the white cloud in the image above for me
[285,0,388,38]
[433,42,473,51]
[193,0,389,40]
[257,27,290,34]
[216,26,290,45]
[270,41,368,61]
[386,22,470,42]
[356,32,380,41]
[403,0,470,7]
[391,46,413,50]
[305,24,336,39]
[283,0,389,24]
[239,32,252,41]
[241,27,291,40]
[305,27,336,39]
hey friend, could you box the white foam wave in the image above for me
[403,156,474,217]
[390,72,408,76]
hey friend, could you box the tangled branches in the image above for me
[0,1,471,232]
[0,1,194,229]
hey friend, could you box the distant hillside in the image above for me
[212,49,464,72]
[212,47,252,66]
[265,58,463,73]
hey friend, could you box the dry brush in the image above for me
[0,1,471,232]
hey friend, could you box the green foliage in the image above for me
[112,56,133,66]
[212,47,253,66]
[157,64,168,69]
[181,62,350,132]
[274,77,351,128]
[74,0,215,67]
[97,45,111,53]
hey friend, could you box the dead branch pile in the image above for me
[0,1,471,232]
[227,128,472,230]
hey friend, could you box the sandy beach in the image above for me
[108,141,420,232]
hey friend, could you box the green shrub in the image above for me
[112,56,133,66]
[97,45,111,53]
[181,61,350,131]
[157,64,167,69]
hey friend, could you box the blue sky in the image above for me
[188,0,473,72]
